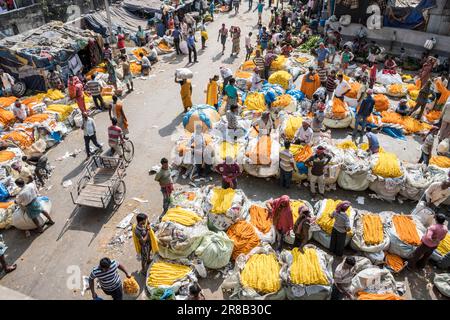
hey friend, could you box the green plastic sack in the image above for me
[195,231,234,269]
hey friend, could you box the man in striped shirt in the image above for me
[108,118,124,157]
[86,75,105,110]
[279,141,297,189]
[325,69,337,101]
[89,258,131,300]
[316,61,328,87]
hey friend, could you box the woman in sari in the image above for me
[230,26,241,57]
[206,75,219,109]
[300,67,321,99]
[266,195,294,250]
[175,77,193,112]
[132,213,156,274]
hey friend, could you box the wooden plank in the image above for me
[76,198,107,208]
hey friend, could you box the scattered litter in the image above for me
[138,77,147,80]
[159,70,165,73]
[189,182,197,188]
[151,125,159,129]
[368,193,384,201]
[149,165,161,175]
[117,213,134,229]
[81,276,90,296]
[356,196,365,205]
[398,198,404,204]
[132,197,148,203]
[25,231,31,238]
[46,185,53,191]
[62,180,73,188]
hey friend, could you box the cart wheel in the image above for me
[113,180,126,206]
[121,140,135,163]
[77,176,90,194]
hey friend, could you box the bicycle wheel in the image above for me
[121,140,135,163]
[113,180,126,206]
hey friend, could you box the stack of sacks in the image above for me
[312,199,356,249]
[213,140,245,167]
[172,130,213,167]
[280,113,303,141]
[271,94,296,112]
[156,40,174,54]
[324,98,352,129]
[243,92,267,113]
[369,151,405,201]
[226,220,261,260]
[194,231,234,269]
[45,104,74,122]
[234,70,253,91]
[429,155,450,169]
[203,187,248,231]
[388,214,426,258]
[244,133,280,178]
[431,232,450,269]
[236,245,285,299]
[0,109,15,128]
[351,267,403,300]
[155,207,208,259]
[12,196,51,230]
[1,130,34,149]
[399,163,437,201]
[183,105,220,133]
[146,259,196,300]
[344,82,361,107]
[247,203,276,244]
[376,71,403,87]
[270,55,288,71]
[372,84,387,94]
[280,245,333,300]
[0,201,17,229]
[350,211,391,264]
[386,84,407,98]
[170,187,205,215]
[406,80,421,100]
[241,60,256,71]
[373,94,390,112]
[268,71,293,90]
[210,116,251,141]
[384,252,406,273]
[336,141,371,191]
[424,110,441,124]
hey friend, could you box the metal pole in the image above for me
[104,0,114,44]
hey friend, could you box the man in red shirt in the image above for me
[108,118,124,157]
[117,27,126,55]
[408,213,448,270]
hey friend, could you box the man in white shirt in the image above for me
[424,177,450,209]
[15,179,55,233]
[334,74,351,100]
[294,121,313,145]
[279,140,297,189]
[245,32,253,61]
[0,69,15,96]
[251,68,264,91]
[220,66,233,92]
[12,100,28,122]
[148,44,159,63]
[82,113,103,159]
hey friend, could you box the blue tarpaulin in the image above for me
[383,0,436,30]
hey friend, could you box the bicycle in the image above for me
[120,137,135,163]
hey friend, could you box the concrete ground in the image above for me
[0,7,448,300]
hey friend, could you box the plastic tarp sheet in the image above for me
[383,0,436,30]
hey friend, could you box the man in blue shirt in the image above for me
[315,42,330,64]
[224,78,238,107]
[353,89,375,141]
[187,31,198,64]
[172,25,182,55]
[365,127,380,154]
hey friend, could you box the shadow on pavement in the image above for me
[158,113,184,137]
[62,160,88,183]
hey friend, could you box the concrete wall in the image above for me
[426,0,450,36]
[0,4,46,37]
[341,23,450,59]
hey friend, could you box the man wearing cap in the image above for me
[305,146,332,198]
[294,121,313,145]
[352,89,375,142]
[334,73,351,100]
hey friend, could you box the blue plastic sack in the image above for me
[286,89,305,102]
[183,104,217,129]
[296,162,308,175]
[0,183,10,202]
